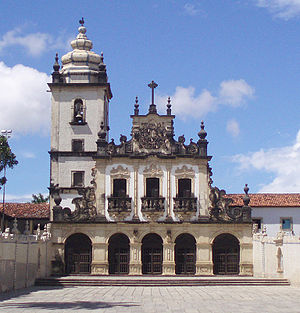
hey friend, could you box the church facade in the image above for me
[48,20,253,276]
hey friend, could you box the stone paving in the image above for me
[0,285,300,313]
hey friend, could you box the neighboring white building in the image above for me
[229,194,300,237]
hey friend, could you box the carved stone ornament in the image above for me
[143,163,163,177]
[110,165,130,178]
[208,187,251,223]
[134,121,170,152]
[53,187,97,222]
[174,165,195,178]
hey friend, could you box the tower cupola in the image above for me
[59,18,108,84]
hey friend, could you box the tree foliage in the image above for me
[0,135,18,188]
[31,193,49,203]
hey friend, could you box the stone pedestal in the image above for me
[162,243,175,275]
[92,242,108,275]
[129,242,142,275]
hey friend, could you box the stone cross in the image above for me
[148,80,158,105]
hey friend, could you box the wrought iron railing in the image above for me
[108,196,132,212]
[141,197,165,212]
[173,197,197,212]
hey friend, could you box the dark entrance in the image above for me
[142,233,163,274]
[213,233,240,275]
[175,233,196,275]
[108,233,130,274]
[65,233,92,274]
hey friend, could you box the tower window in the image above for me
[72,139,84,152]
[146,178,159,197]
[72,171,84,187]
[113,179,126,197]
[72,99,85,124]
[178,178,191,197]
[252,218,262,230]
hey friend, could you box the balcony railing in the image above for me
[141,197,165,212]
[173,197,197,212]
[108,196,132,212]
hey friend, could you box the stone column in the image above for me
[91,242,109,275]
[162,242,175,275]
[195,242,213,275]
[129,242,142,275]
[239,242,253,276]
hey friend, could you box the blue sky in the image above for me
[1,0,300,201]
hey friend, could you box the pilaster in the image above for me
[195,242,213,275]
[162,242,175,275]
[91,242,108,275]
[129,242,142,275]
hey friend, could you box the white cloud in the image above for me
[0,62,51,135]
[256,0,300,19]
[6,193,33,202]
[0,27,70,56]
[184,3,200,16]
[22,152,36,159]
[219,79,254,107]
[226,119,240,137]
[157,79,254,120]
[232,130,300,192]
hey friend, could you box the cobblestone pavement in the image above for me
[1,285,300,313]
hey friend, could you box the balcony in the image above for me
[108,196,132,212]
[173,197,197,212]
[141,197,165,212]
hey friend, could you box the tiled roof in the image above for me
[0,203,50,219]
[227,193,300,207]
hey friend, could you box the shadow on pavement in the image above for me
[0,300,139,310]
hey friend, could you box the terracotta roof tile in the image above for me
[0,203,50,219]
[226,193,300,207]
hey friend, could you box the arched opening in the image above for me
[213,233,240,275]
[142,233,163,274]
[65,233,92,274]
[175,233,196,275]
[108,233,130,274]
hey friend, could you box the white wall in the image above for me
[252,207,300,237]
[0,226,51,292]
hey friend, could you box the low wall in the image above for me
[253,230,300,284]
[0,223,51,292]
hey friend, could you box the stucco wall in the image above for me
[0,227,51,293]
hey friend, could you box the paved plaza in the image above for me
[0,285,300,313]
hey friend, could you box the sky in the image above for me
[0,0,300,202]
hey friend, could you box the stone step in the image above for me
[36,277,290,287]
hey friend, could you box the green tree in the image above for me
[0,135,18,189]
[1,135,18,231]
[31,193,49,203]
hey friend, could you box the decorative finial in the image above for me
[97,121,107,140]
[79,17,84,26]
[100,51,104,63]
[134,96,139,115]
[243,184,250,206]
[198,120,207,140]
[148,80,158,114]
[166,97,171,115]
[53,53,60,72]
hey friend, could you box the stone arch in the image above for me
[108,233,130,274]
[142,233,163,274]
[212,233,240,275]
[175,233,196,275]
[65,233,92,274]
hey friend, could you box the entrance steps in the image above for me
[35,276,290,287]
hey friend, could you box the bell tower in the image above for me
[49,18,112,213]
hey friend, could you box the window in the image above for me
[72,99,85,124]
[178,178,191,197]
[72,171,84,187]
[113,179,126,197]
[281,218,292,231]
[252,218,262,231]
[146,178,159,197]
[72,139,84,152]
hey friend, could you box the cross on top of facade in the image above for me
[148,80,158,114]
